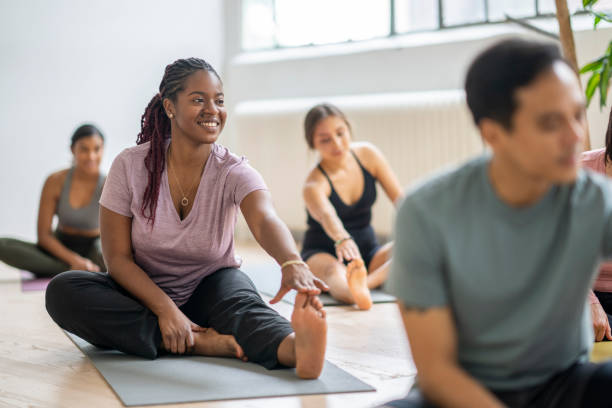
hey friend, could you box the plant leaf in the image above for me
[600,56,611,108]
[580,57,604,73]
[583,0,599,8]
[585,72,601,107]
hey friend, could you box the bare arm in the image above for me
[36,173,98,271]
[100,205,203,354]
[303,180,350,242]
[399,304,504,408]
[303,180,361,262]
[361,143,402,205]
[240,190,328,303]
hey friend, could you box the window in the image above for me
[241,0,602,51]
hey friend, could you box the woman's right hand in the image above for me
[335,237,362,263]
[157,306,206,354]
[70,255,100,272]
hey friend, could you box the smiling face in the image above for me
[312,115,352,161]
[484,61,586,184]
[71,134,104,175]
[163,70,227,145]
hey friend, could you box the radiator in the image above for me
[231,90,483,238]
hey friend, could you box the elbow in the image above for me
[36,231,51,248]
[104,255,130,277]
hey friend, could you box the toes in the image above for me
[310,296,324,311]
[295,292,309,308]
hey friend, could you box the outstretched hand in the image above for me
[335,238,361,264]
[270,262,329,304]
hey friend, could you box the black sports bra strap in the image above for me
[317,164,334,186]
[350,150,366,171]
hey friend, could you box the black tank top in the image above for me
[306,150,377,232]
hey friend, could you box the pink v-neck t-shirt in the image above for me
[581,148,612,300]
[99,141,267,306]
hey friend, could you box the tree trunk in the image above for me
[555,0,591,150]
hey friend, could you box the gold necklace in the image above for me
[167,144,202,207]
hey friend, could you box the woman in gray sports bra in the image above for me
[0,124,106,276]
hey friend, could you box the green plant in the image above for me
[580,0,612,108]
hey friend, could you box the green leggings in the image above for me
[0,231,105,277]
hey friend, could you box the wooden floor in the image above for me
[0,243,416,408]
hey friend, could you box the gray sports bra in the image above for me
[56,168,105,231]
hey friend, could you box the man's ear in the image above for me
[480,118,508,151]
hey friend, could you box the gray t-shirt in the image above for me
[388,154,612,390]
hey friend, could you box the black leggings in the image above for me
[382,361,612,408]
[45,268,294,369]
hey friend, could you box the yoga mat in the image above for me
[20,270,51,292]
[66,332,374,406]
[242,263,397,306]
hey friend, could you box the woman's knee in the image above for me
[45,271,97,324]
[310,259,344,282]
[0,237,17,256]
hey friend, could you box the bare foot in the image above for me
[292,293,327,379]
[347,259,372,310]
[192,328,247,361]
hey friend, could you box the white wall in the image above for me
[221,3,612,239]
[222,0,611,152]
[0,0,224,240]
[2,1,611,240]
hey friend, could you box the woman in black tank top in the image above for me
[0,124,107,277]
[301,104,402,310]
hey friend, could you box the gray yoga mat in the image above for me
[242,263,397,306]
[66,332,374,406]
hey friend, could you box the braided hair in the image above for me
[136,57,220,225]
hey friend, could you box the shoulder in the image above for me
[581,148,605,173]
[44,168,70,192]
[303,165,329,194]
[352,141,388,176]
[400,155,487,215]
[352,141,382,161]
[211,143,243,167]
[108,142,153,176]
[211,144,249,178]
[116,142,151,163]
[581,147,605,162]
[573,169,612,204]
[215,144,265,185]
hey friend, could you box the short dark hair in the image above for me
[303,103,351,149]
[71,124,104,147]
[465,38,568,129]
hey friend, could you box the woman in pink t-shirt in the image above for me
[46,58,329,378]
[581,106,612,342]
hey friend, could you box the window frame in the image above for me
[241,0,583,52]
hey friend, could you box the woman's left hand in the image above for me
[270,262,329,304]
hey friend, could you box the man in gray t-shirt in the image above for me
[385,40,612,408]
